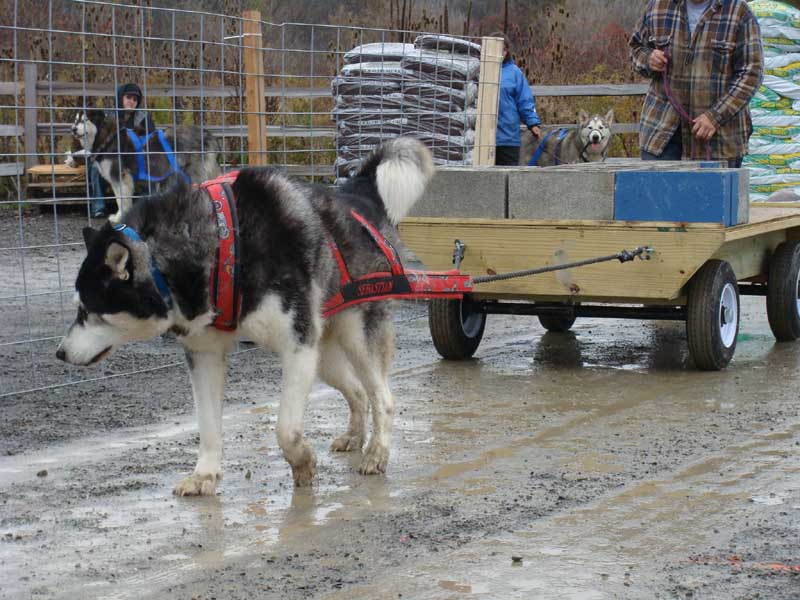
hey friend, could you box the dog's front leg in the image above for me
[173,350,226,496]
[108,172,134,225]
[277,345,319,487]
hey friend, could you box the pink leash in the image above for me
[662,53,712,161]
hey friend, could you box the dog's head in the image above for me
[578,109,614,159]
[70,110,105,151]
[56,225,173,367]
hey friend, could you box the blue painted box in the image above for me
[613,170,741,226]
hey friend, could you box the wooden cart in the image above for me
[400,204,800,370]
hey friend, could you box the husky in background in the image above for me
[68,109,221,223]
[56,137,435,497]
[520,109,615,167]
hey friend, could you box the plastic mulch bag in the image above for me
[343,43,415,64]
[414,34,482,57]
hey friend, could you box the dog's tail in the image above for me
[357,137,435,225]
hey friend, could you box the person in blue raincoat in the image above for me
[490,32,542,166]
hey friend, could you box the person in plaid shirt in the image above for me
[630,0,763,167]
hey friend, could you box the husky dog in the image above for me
[520,109,615,167]
[56,137,435,497]
[69,109,221,223]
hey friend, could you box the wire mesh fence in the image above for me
[0,0,498,398]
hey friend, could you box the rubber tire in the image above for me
[428,296,486,360]
[767,241,800,341]
[686,259,739,371]
[538,312,577,333]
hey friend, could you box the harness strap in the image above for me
[528,129,568,167]
[321,209,472,318]
[113,223,173,309]
[125,128,191,184]
[199,171,242,331]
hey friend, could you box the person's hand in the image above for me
[529,126,541,138]
[648,49,667,72]
[692,113,718,141]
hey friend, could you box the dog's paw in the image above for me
[359,444,389,475]
[330,433,364,453]
[107,212,121,225]
[173,473,218,496]
[291,448,317,487]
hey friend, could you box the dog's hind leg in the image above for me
[319,332,368,453]
[276,343,320,487]
[337,309,396,475]
[173,349,227,496]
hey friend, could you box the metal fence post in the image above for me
[242,10,267,166]
[23,62,38,169]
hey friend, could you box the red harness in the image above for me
[198,172,473,330]
[199,171,242,331]
[321,210,472,318]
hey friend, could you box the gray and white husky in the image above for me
[69,110,221,223]
[520,109,615,167]
[56,137,435,497]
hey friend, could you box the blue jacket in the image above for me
[496,58,541,147]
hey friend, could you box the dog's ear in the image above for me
[578,110,590,126]
[104,242,130,281]
[83,227,98,250]
[604,109,615,126]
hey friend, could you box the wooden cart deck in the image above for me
[400,204,800,304]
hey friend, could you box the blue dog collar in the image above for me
[112,223,173,309]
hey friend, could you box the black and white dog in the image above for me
[56,137,435,496]
[520,109,615,167]
[68,110,221,223]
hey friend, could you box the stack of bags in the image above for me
[332,34,481,181]
[746,0,800,200]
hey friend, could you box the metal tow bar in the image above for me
[451,240,655,285]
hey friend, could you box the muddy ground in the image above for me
[0,211,798,599]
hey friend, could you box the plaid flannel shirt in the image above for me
[630,0,763,160]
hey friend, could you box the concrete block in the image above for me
[507,168,615,220]
[737,168,750,224]
[412,166,507,218]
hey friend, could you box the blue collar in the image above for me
[112,223,173,309]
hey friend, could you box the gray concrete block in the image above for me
[412,166,507,218]
[508,169,615,220]
[737,167,750,224]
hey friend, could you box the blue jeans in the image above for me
[88,160,106,213]
[641,128,743,168]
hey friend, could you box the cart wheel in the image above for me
[686,260,739,370]
[767,241,800,341]
[538,310,576,333]
[428,296,486,360]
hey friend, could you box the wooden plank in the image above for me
[242,10,268,167]
[0,162,24,177]
[400,218,725,302]
[23,64,37,170]
[531,83,649,97]
[27,164,85,176]
[714,231,785,281]
[0,125,24,137]
[472,36,504,167]
[3,80,648,100]
[725,206,800,241]
[36,122,337,138]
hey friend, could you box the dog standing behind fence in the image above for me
[70,109,221,222]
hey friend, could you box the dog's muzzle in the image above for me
[590,131,602,144]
